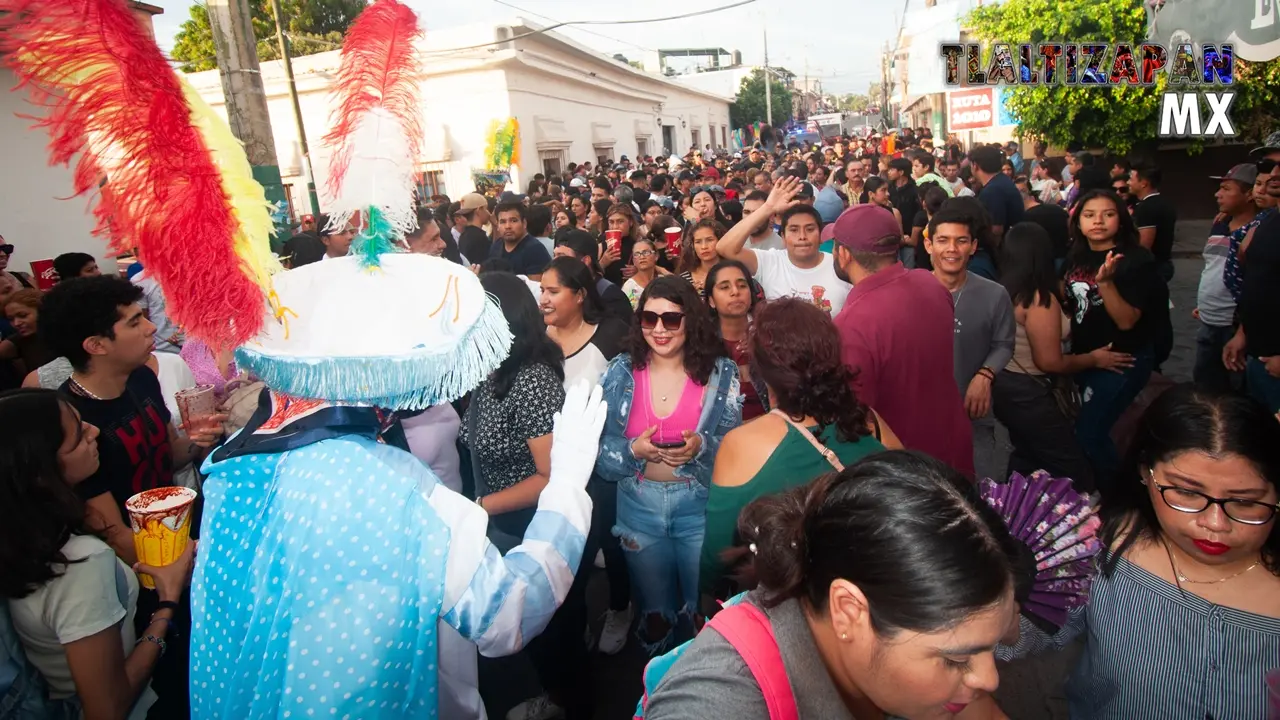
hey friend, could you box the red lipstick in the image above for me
[944,703,969,714]
[1193,539,1231,556]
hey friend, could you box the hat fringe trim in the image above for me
[235,296,512,410]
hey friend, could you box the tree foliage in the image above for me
[731,69,794,128]
[171,0,367,73]
[964,0,1277,154]
[838,93,872,112]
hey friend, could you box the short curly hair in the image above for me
[749,297,870,443]
[40,276,143,371]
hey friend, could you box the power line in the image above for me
[489,0,658,55]
[420,0,758,55]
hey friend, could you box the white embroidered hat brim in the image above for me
[235,253,511,410]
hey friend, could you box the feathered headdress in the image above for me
[485,118,521,170]
[233,0,512,410]
[321,0,423,267]
[0,0,280,350]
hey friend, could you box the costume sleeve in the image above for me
[430,469,590,657]
[995,606,1087,662]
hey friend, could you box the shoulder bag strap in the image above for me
[769,409,843,472]
[708,603,800,720]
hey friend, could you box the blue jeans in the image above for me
[613,476,707,653]
[1193,322,1242,393]
[1075,349,1154,492]
[1247,357,1280,413]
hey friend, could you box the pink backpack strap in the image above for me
[707,603,799,720]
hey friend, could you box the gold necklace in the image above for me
[68,374,103,401]
[1165,542,1261,584]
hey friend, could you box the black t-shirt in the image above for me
[1062,244,1161,354]
[1132,192,1178,264]
[1240,210,1280,357]
[63,367,174,521]
[602,235,638,286]
[489,234,552,276]
[596,278,634,326]
[458,226,491,264]
[1024,203,1071,260]
[978,173,1026,231]
[889,180,919,234]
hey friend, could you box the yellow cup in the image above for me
[125,487,197,589]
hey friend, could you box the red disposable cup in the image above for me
[29,259,57,290]
[664,227,683,256]
[605,230,622,257]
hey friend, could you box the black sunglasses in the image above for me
[1258,158,1278,174]
[639,310,685,330]
[0,244,12,255]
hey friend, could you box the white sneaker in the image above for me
[597,603,632,655]
[505,694,564,720]
[593,549,606,569]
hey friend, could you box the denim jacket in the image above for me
[597,354,742,487]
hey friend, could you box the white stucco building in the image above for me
[187,18,733,216]
[0,1,163,277]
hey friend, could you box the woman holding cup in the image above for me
[0,388,195,719]
[622,238,661,309]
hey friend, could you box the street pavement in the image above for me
[486,220,1217,720]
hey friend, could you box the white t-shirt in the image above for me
[745,232,785,252]
[7,535,140,700]
[752,248,852,317]
[562,319,629,389]
[152,352,199,490]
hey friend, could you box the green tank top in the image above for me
[699,423,884,597]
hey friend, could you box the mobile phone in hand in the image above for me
[652,440,687,449]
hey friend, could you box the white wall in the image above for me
[0,69,112,277]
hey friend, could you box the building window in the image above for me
[636,137,649,157]
[594,145,615,166]
[721,126,728,148]
[416,170,445,204]
[540,150,564,176]
[691,129,701,151]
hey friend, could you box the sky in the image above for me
[148,0,895,95]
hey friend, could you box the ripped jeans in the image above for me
[613,475,707,653]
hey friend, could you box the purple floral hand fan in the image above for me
[980,470,1102,632]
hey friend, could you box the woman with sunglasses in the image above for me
[596,276,741,653]
[998,384,1280,719]
[678,219,726,295]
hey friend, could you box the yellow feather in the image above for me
[178,77,282,292]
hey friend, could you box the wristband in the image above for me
[136,634,167,656]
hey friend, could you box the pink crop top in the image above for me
[625,366,704,445]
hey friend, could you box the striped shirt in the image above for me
[998,556,1280,719]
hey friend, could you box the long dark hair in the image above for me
[1068,189,1139,269]
[542,256,604,325]
[1100,384,1280,577]
[0,389,96,599]
[1000,222,1061,309]
[750,298,869,443]
[740,452,1019,628]
[479,272,564,398]
[679,218,725,274]
[628,275,724,386]
[702,259,759,317]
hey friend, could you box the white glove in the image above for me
[548,380,607,490]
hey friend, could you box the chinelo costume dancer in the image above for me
[1,1,606,717]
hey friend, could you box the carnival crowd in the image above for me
[2,125,1280,720]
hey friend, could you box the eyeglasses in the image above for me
[1258,159,1278,174]
[1147,473,1278,525]
[639,310,685,330]
[633,250,656,258]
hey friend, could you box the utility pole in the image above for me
[763,26,772,128]
[803,58,809,120]
[881,42,891,130]
[207,0,290,250]
[269,0,319,218]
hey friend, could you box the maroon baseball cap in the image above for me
[832,204,902,255]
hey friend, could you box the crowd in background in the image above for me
[2,123,1280,720]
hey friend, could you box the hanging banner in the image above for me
[1147,0,1280,62]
